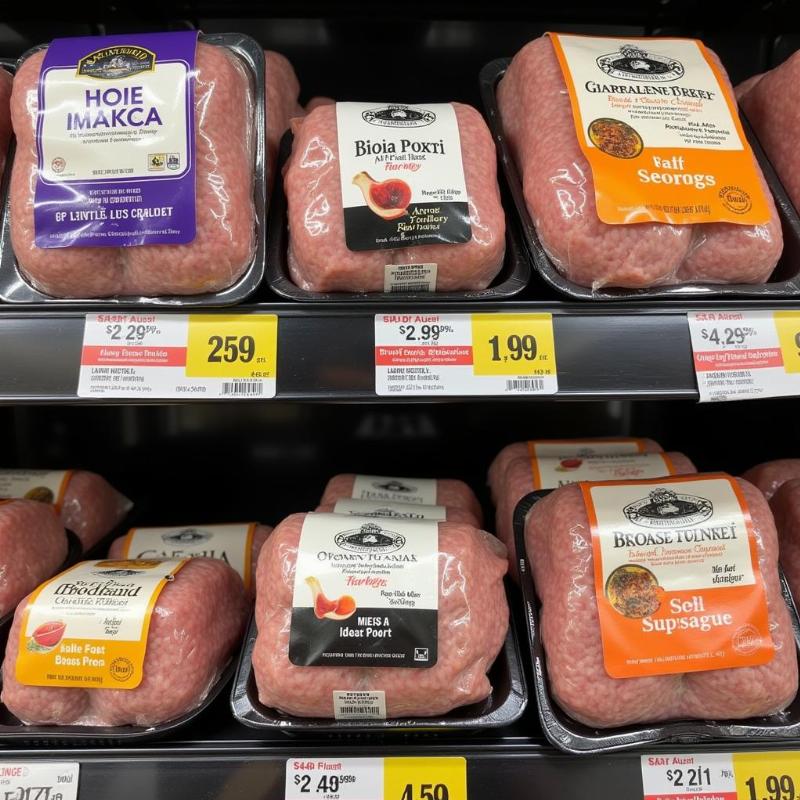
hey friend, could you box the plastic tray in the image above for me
[265,131,530,302]
[512,489,800,753]
[480,57,800,301]
[230,607,527,734]
[0,33,267,306]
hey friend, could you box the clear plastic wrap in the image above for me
[769,479,800,603]
[9,41,256,298]
[320,473,483,527]
[284,102,506,292]
[0,66,11,178]
[743,459,800,502]
[524,479,798,728]
[1,558,249,727]
[264,50,303,191]
[251,512,508,718]
[496,36,783,290]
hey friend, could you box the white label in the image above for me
[333,690,387,720]
[0,763,80,800]
[0,469,71,508]
[121,523,255,590]
[641,753,736,800]
[534,452,675,489]
[688,311,800,402]
[333,498,447,521]
[40,64,189,183]
[350,475,437,505]
[532,440,644,459]
[384,263,437,293]
[286,758,383,800]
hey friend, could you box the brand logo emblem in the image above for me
[597,44,684,82]
[77,45,156,79]
[373,479,415,494]
[362,104,436,128]
[91,568,142,577]
[166,153,181,170]
[160,528,212,546]
[624,488,713,528]
[50,157,66,175]
[334,522,406,553]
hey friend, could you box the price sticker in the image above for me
[78,313,277,399]
[374,313,557,396]
[0,762,79,800]
[286,758,465,800]
[733,752,800,800]
[687,311,800,402]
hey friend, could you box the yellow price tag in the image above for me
[384,758,466,800]
[773,312,800,374]
[470,313,556,377]
[734,752,800,800]
[185,314,278,380]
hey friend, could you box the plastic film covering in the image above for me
[284,102,506,292]
[1,558,249,728]
[0,66,11,178]
[524,479,798,728]
[496,36,783,290]
[770,479,800,602]
[743,459,800,502]
[251,512,508,718]
[9,41,256,298]
[264,50,303,191]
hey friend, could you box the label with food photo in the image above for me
[548,33,771,226]
[581,473,772,678]
[336,102,471,251]
[289,513,438,668]
[0,469,72,510]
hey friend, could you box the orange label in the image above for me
[581,473,773,678]
[549,34,770,226]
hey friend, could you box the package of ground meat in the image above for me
[742,459,800,501]
[4,32,263,301]
[523,475,798,737]
[496,35,783,290]
[1,558,248,728]
[250,512,508,718]
[0,469,131,552]
[0,65,11,178]
[265,50,302,191]
[769,479,800,601]
[320,473,483,527]
[284,101,506,293]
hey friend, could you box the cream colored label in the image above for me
[121,523,255,590]
[333,498,447,520]
[17,559,185,689]
[0,469,72,510]
[351,475,437,505]
[534,452,675,489]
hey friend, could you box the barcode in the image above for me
[337,705,380,716]
[221,381,264,396]
[505,378,545,392]
[389,283,432,293]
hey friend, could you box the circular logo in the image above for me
[732,624,762,655]
[588,118,644,159]
[624,489,713,529]
[719,186,753,215]
[109,657,134,683]
[362,105,436,128]
[334,522,405,554]
[51,157,66,174]
[597,44,684,82]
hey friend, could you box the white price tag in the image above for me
[286,758,383,800]
[641,753,736,800]
[0,762,79,800]
[77,313,277,399]
[688,310,800,402]
[374,312,557,396]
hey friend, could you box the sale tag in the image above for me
[0,762,79,800]
[286,758,466,800]
[688,311,800,402]
[77,313,277,398]
[375,313,557,396]
[732,752,800,800]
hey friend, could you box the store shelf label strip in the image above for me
[0,761,79,800]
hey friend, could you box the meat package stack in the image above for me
[251,473,511,719]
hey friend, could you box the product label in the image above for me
[549,33,770,226]
[583,474,772,678]
[333,498,447,521]
[0,469,72,510]
[289,514,438,668]
[0,763,79,800]
[350,475,437,505]
[384,263,437,293]
[120,523,255,591]
[333,690,387,720]
[17,559,185,689]
[34,31,197,247]
[336,102,470,251]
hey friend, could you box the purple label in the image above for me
[34,31,198,248]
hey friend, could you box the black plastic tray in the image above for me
[513,489,800,753]
[265,131,530,302]
[480,56,800,300]
[230,606,527,734]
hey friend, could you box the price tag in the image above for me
[687,311,800,402]
[77,313,277,399]
[733,752,800,800]
[0,762,79,800]
[374,313,557,396]
[286,757,466,800]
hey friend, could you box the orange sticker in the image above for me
[549,34,770,226]
[581,473,773,678]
